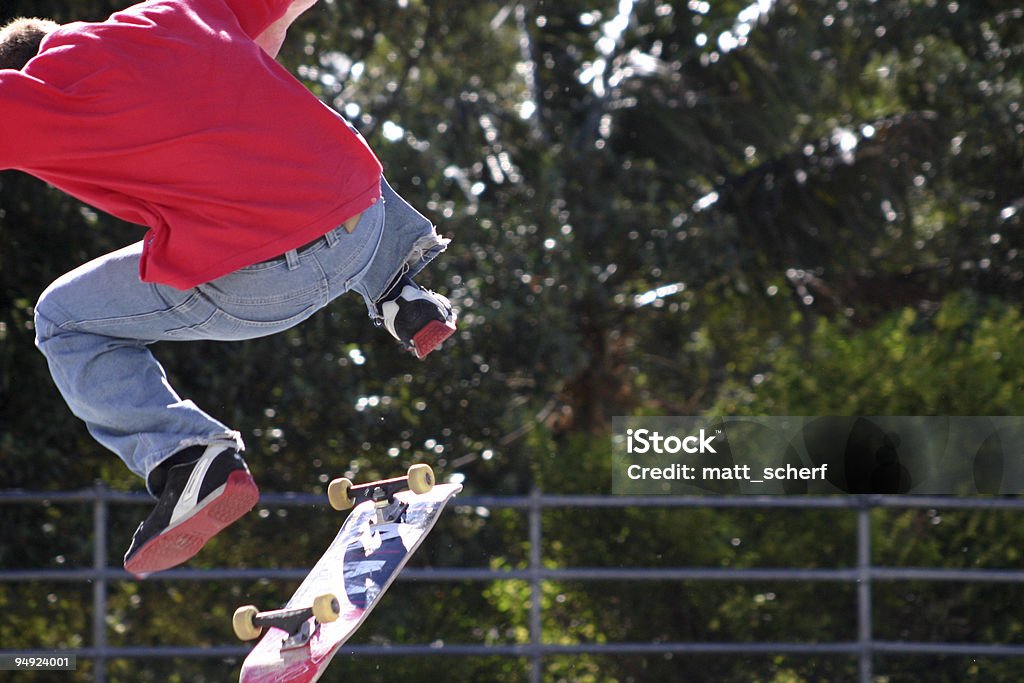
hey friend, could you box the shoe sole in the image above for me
[124,470,259,577]
[411,320,456,359]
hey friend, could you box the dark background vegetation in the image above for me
[2,0,1023,680]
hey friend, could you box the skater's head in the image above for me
[0,17,60,71]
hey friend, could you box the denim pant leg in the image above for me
[33,204,384,485]
[333,113,450,309]
[34,243,245,481]
[351,176,450,318]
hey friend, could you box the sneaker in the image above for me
[378,274,457,359]
[123,444,259,577]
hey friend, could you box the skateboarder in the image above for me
[0,0,457,575]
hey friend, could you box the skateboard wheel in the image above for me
[232,605,263,641]
[312,593,341,624]
[407,464,435,495]
[327,477,355,511]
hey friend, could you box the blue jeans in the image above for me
[34,177,447,490]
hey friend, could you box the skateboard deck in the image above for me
[237,475,461,683]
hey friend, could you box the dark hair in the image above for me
[0,17,60,71]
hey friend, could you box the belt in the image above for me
[294,233,329,254]
[261,210,364,265]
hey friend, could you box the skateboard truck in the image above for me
[370,484,408,526]
[327,464,435,525]
[233,593,341,650]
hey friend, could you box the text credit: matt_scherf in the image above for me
[620,424,828,490]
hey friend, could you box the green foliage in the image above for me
[713,293,1024,415]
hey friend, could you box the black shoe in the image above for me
[377,274,457,359]
[123,445,258,577]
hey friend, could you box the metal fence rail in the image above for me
[3,485,1024,682]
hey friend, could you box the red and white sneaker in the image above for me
[123,445,258,577]
[378,275,457,359]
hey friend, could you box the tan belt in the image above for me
[342,210,363,233]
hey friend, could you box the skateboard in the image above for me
[235,464,462,683]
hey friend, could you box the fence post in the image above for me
[856,500,873,683]
[529,486,543,683]
[93,481,109,683]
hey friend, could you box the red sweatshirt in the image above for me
[0,0,382,289]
